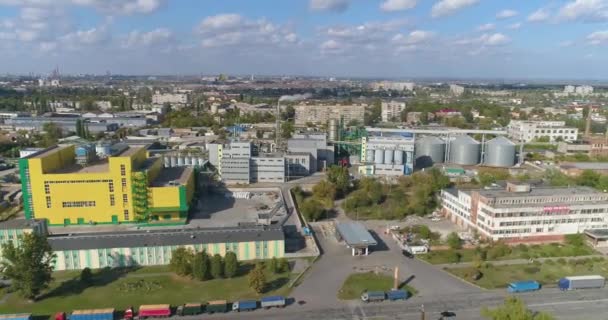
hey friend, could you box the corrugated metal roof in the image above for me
[336,222,377,247]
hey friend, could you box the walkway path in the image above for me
[435,254,604,268]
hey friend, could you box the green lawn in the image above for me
[0,265,294,316]
[419,242,596,265]
[446,257,608,289]
[337,272,417,300]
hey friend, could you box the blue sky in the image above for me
[0,0,607,79]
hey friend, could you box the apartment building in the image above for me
[507,120,578,143]
[441,182,608,242]
[152,92,190,105]
[381,101,406,122]
[294,104,365,126]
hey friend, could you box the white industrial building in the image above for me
[441,182,608,242]
[359,135,415,176]
[449,84,465,96]
[507,120,578,143]
[381,101,406,122]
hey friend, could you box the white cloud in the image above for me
[310,0,349,12]
[61,26,108,46]
[380,0,417,12]
[496,9,518,19]
[507,22,522,30]
[122,28,172,47]
[197,14,243,31]
[455,33,510,46]
[0,0,166,15]
[392,30,435,44]
[476,23,495,32]
[558,40,574,47]
[431,0,479,18]
[557,0,608,22]
[587,30,608,44]
[528,8,550,22]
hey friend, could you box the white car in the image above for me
[431,217,441,222]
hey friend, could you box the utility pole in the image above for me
[420,304,425,320]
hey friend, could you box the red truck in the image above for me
[135,305,171,319]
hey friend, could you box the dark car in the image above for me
[402,250,414,259]
[440,311,456,318]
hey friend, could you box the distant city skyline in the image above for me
[0,0,607,79]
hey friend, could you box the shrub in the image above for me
[446,232,462,250]
[544,259,555,265]
[516,244,528,252]
[224,252,238,278]
[520,253,531,260]
[80,267,93,285]
[565,234,585,247]
[523,267,540,274]
[210,254,224,279]
[487,243,511,260]
[532,260,541,266]
[557,258,566,265]
[446,251,461,263]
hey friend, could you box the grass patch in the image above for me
[446,257,608,289]
[0,264,294,316]
[419,242,596,265]
[337,272,417,300]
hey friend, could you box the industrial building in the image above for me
[294,104,365,126]
[6,117,119,133]
[19,144,195,226]
[288,133,334,172]
[507,120,578,143]
[152,92,190,105]
[0,219,47,257]
[441,182,608,242]
[360,135,415,176]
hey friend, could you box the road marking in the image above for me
[529,298,608,308]
[358,305,368,319]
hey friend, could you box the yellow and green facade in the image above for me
[19,145,194,226]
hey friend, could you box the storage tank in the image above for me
[177,156,184,166]
[484,136,516,167]
[163,156,170,167]
[184,156,191,166]
[170,156,177,167]
[366,148,375,162]
[384,149,394,164]
[374,149,385,164]
[394,150,404,165]
[449,135,480,165]
[415,136,446,168]
[329,119,339,141]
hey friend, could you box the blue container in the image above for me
[507,281,541,293]
[233,300,257,312]
[70,309,114,320]
[260,296,286,308]
[386,289,409,301]
[0,314,32,320]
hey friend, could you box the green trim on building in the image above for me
[274,240,279,257]
[18,159,32,220]
[244,242,249,260]
[178,186,188,210]
[213,243,219,255]
[148,206,186,213]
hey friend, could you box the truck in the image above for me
[0,314,32,320]
[69,309,115,320]
[558,275,605,291]
[260,296,286,309]
[206,300,228,314]
[360,291,386,303]
[176,304,202,316]
[232,300,257,312]
[386,290,409,301]
[137,305,171,319]
[507,280,541,293]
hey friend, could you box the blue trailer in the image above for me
[386,290,409,301]
[361,291,386,303]
[0,314,32,320]
[69,309,114,320]
[260,296,286,309]
[507,281,541,293]
[558,275,605,290]
[232,300,257,312]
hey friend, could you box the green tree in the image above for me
[248,263,267,294]
[268,257,278,273]
[446,232,462,250]
[277,258,290,273]
[300,198,325,221]
[0,232,56,300]
[481,296,555,320]
[41,122,63,147]
[192,251,210,281]
[223,251,239,278]
[281,122,294,139]
[312,180,337,208]
[169,247,194,276]
[80,267,93,285]
[210,254,224,279]
[327,165,350,196]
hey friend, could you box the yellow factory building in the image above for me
[19,144,194,226]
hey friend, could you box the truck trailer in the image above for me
[0,314,32,320]
[559,275,605,291]
[361,291,386,303]
[137,305,171,319]
[69,309,115,320]
[260,296,286,309]
[176,304,202,316]
[232,300,257,312]
[386,290,409,301]
[507,281,541,293]
[206,300,228,314]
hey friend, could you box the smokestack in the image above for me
[585,105,592,138]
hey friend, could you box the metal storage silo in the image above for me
[185,156,191,166]
[366,148,375,162]
[170,156,177,167]
[484,136,516,167]
[394,150,404,165]
[163,156,170,167]
[177,156,184,166]
[384,149,394,164]
[198,158,204,166]
[329,119,339,141]
[415,136,446,168]
[374,149,384,164]
[449,135,480,165]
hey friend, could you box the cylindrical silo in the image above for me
[384,149,394,164]
[170,156,177,167]
[374,149,384,164]
[163,156,170,167]
[177,156,184,166]
[394,150,404,165]
[198,158,204,166]
[415,136,446,168]
[366,148,375,162]
[484,136,516,167]
[185,156,191,166]
[329,119,339,141]
[449,135,480,165]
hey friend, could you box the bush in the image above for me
[520,253,530,260]
[557,258,566,265]
[210,254,224,279]
[532,260,541,266]
[224,252,238,278]
[487,243,511,260]
[268,257,278,274]
[277,258,290,273]
[169,248,195,276]
[565,234,585,247]
[446,232,462,250]
[80,267,93,285]
[446,251,461,263]
[516,244,528,252]
[544,259,555,265]
[523,267,540,274]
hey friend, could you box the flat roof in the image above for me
[150,167,193,187]
[48,227,284,251]
[560,162,608,170]
[585,229,608,240]
[0,219,44,230]
[468,186,602,199]
[336,222,377,248]
[28,145,71,159]
[55,160,110,174]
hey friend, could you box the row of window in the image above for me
[498,217,604,227]
[487,208,606,218]
[62,201,96,208]
[489,196,608,205]
[45,179,113,184]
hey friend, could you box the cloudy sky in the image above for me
[0,0,607,79]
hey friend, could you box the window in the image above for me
[46,196,51,208]
[123,194,128,205]
[44,183,50,194]
[121,178,127,188]
[62,201,96,208]
[124,210,129,220]
[120,164,126,176]
[110,195,115,206]
[109,181,114,192]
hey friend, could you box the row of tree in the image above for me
[169,248,239,280]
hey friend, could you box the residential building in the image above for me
[575,85,594,95]
[564,85,576,94]
[435,108,462,119]
[381,101,406,122]
[441,182,608,242]
[370,81,415,91]
[507,120,578,143]
[0,111,29,123]
[6,117,119,133]
[406,111,434,124]
[19,145,195,226]
[152,92,190,105]
[294,104,365,126]
[449,84,465,96]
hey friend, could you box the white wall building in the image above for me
[152,92,190,105]
[441,182,608,242]
[575,85,594,95]
[449,84,465,96]
[507,120,578,143]
[381,101,406,122]
[294,104,365,126]
[371,81,415,91]
[564,85,576,93]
